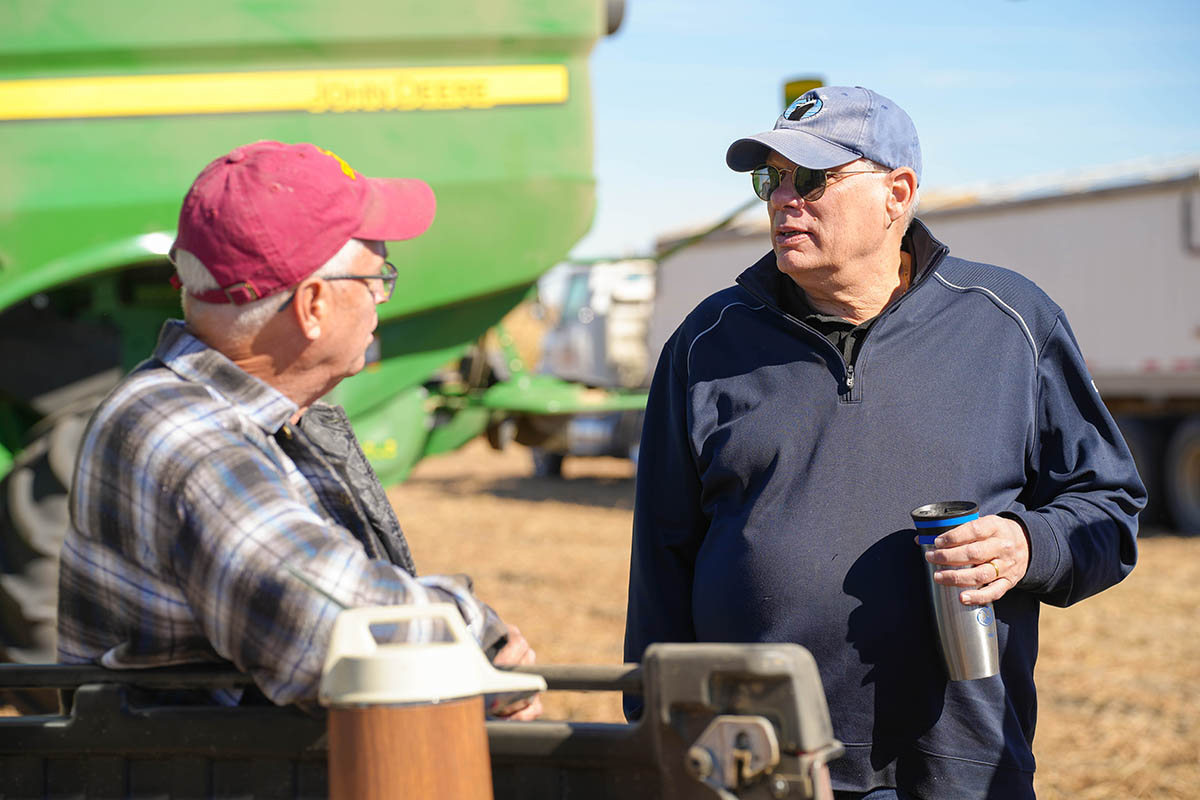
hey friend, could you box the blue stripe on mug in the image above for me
[914,512,979,529]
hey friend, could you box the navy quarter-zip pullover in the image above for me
[624,221,1145,799]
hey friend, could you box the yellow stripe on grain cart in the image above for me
[0,64,569,121]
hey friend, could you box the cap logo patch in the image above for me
[784,95,823,122]
[318,147,358,181]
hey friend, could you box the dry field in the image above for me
[394,438,1200,800]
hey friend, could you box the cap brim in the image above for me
[354,177,437,242]
[726,130,862,172]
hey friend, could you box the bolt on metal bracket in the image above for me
[686,714,780,795]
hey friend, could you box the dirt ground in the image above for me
[393,438,1200,800]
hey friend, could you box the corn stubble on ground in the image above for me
[392,441,1200,799]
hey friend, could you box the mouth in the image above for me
[774,226,812,246]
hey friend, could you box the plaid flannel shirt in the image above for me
[58,320,504,706]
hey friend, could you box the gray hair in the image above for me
[176,239,371,340]
[861,158,921,232]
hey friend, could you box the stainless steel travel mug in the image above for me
[912,501,999,681]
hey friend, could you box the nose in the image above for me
[369,280,387,304]
[769,172,803,208]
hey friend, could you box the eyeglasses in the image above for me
[750,164,890,202]
[277,261,398,311]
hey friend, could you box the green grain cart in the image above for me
[0,0,644,673]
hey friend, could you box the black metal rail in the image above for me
[0,662,643,693]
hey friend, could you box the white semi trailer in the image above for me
[651,158,1200,533]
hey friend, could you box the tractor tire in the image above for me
[1164,416,1200,536]
[531,448,565,478]
[0,407,90,712]
[486,418,516,451]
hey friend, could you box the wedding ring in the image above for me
[989,560,1001,580]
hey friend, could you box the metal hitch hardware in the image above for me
[686,715,780,795]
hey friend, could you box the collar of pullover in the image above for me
[735,219,951,316]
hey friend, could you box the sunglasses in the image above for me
[277,260,398,311]
[750,164,890,202]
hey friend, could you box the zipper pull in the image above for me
[845,363,855,390]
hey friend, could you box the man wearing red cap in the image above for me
[57,141,540,716]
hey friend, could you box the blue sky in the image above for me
[570,0,1200,258]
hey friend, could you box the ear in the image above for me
[287,277,331,341]
[885,167,918,227]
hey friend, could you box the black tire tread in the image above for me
[0,409,90,712]
[1164,416,1200,536]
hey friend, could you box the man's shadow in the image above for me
[843,528,946,772]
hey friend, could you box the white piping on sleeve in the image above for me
[933,273,1039,367]
[686,302,766,377]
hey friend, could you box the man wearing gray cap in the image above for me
[624,87,1144,799]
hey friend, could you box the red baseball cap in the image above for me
[171,140,436,304]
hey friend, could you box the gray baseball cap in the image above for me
[726,86,922,183]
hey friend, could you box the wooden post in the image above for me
[318,605,544,800]
[328,696,492,800]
